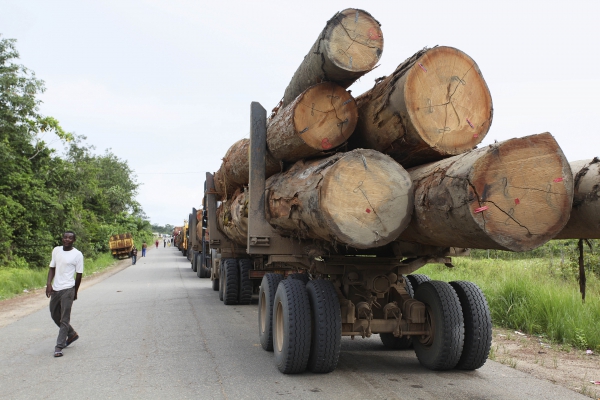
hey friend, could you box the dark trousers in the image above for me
[132,255,137,264]
[142,248,146,257]
[49,287,76,349]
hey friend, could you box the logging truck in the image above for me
[202,103,488,374]
[108,233,133,259]
[198,8,579,375]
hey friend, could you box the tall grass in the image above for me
[0,252,118,301]
[418,257,600,351]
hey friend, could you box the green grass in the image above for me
[0,252,119,300]
[417,257,600,351]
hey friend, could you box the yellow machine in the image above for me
[108,233,133,258]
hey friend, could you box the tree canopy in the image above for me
[0,35,152,268]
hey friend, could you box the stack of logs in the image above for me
[212,8,598,256]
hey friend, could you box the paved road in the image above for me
[0,246,587,399]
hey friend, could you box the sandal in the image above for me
[54,350,63,357]
[66,333,79,347]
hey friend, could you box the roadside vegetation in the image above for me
[419,239,600,351]
[0,36,153,296]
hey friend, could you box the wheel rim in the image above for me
[260,291,267,334]
[275,301,284,353]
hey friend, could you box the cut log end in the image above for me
[554,158,600,239]
[406,46,492,156]
[293,82,357,152]
[470,133,573,251]
[320,149,413,249]
[326,9,383,73]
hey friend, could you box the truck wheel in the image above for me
[222,259,239,305]
[406,274,431,292]
[212,276,219,291]
[200,255,210,278]
[287,272,309,284]
[258,273,284,351]
[195,253,202,277]
[449,281,492,370]
[306,280,341,373]
[402,275,415,298]
[182,249,187,257]
[273,279,312,374]
[192,252,198,272]
[413,281,464,371]
[218,263,224,301]
[380,333,413,350]
[238,259,253,305]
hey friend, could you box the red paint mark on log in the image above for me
[553,177,564,183]
[366,208,371,213]
[367,27,381,40]
[321,138,333,150]
[474,206,488,213]
[514,198,520,205]
[466,118,475,129]
[418,63,427,72]
[473,133,479,138]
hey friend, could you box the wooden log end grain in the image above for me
[268,82,358,162]
[554,158,600,239]
[282,9,383,107]
[400,133,573,251]
[352,46,493,167]
[267,149,413,249]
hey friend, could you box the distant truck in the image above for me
[108,233,133,259]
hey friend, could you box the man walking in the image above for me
[46,231,83,358]
[131,246,138,265]
[142,242,147,257]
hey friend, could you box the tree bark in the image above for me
[398,133,573,251]
[268,82,357,162]
[554,158,600,239]
[266,149,413,249]
[281,8,383,109]
[214,138,280,199]
[216,191,248,246]
[349,46,493,168]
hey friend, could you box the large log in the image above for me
[554,158,600,239]
[266,149,413,249]
[281,9,383,108]
[268,82,357,162]
[216,191,248,246]
[398,133,573,251]
[214,139,280,198]
[349,46,493,168]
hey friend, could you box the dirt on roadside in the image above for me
[491,327,600,399]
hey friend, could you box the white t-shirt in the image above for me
[49,246,84,291]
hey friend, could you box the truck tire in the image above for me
[195,253,202,277]
[219,263,224,301]
[413,281,464,371]
[212,276,219,291]
[259,273,284,351]
[406,274,431,292]
[449,281,492,370]
[402,275,415,298]
[222,258,239,305]
[238,259,253,305]
[273,279,312,374]
[192,252,198,272]
[287,272,309,284]
[306,280,341,373]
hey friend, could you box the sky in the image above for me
[2,0,599,227]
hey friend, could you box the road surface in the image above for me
[0,246,588,399]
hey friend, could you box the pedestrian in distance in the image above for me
[142,242,147,257]
[155,239,159,248]
[131,246,138,265]
[46,231,83,358]
[163,239,166,248]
